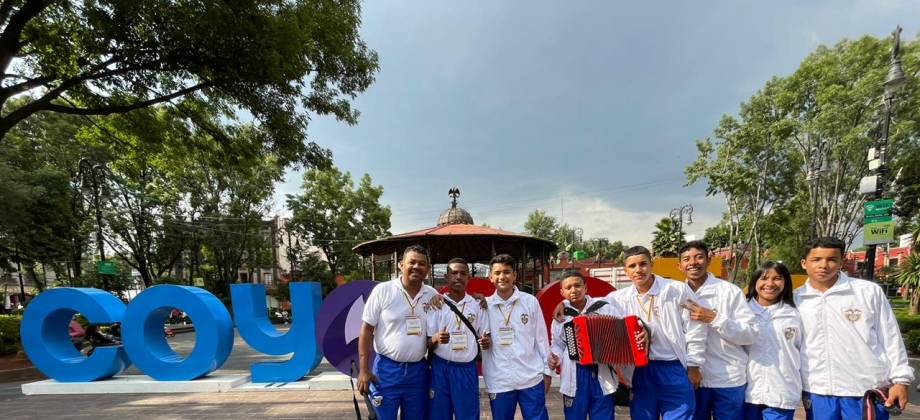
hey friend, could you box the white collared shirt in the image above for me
[794,273,914,396]
[482,287,553,393]
[550,296,626,397]
[607,276,707,370]
[690,273,759,388]
[362,279,438,363]
[426,293,488,363]
[744,300,803,410]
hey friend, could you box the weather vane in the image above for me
[448,188,460,208]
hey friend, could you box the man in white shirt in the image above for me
[676,241,759,420]
[482,254,553,420]
[427,257,489,420]
[357,245,439,420]
[795,237,914,420]
[606,246,707,420]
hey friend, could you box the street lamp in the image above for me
[670,204,694,251]
[864,25,906,281]
[570,227,583,268]
[805,140,831,241]
[79,158,111,292]
[590,237,605,267]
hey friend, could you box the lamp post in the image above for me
[590,237,605,267]
[570,227,583,268]
[805,140,831,241]
[670,204,694,251]
[864,25,905,281]
[79,158,111,292]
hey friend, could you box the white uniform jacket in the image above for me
[691,274,759,388]
[482,287,554,393]
[794,273,914,396]
[606,276,708,385]
[744,300,803,410]
[426,293,488,363]
[550,296,626,397]
[362,280,438,363]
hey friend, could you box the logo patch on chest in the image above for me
[784,327,796,340]
[844,309,863,323]
[521,314,530,325]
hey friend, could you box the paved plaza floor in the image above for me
[3,327,920,419]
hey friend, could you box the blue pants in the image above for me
[803,392,888,420]
[630,360,695,420]
[694,385,745,420]
[489,381,549,420]
[563,364,615,420]
[429,355,479,420]
[371,355,428,420]
[743,403,795,420]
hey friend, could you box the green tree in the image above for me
[651,217,685,257]
[687,34,920,278]
[0,0,378,170]
[703,224,732,250]
[895,225,920,315]
[523,210,559,241]
[286,168,391,277]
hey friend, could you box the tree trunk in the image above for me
[910,290,919,316]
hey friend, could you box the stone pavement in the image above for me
[3,327,920,419]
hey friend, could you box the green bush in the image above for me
[907,330,920,354]
[896,315,920,333]
[0,315,22,356]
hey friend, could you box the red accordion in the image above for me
[563,314,648,367]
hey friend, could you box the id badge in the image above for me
[405,315,422,335]
[450,331,468,350]
[498,326,514,346]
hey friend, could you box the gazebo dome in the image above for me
[437,188,474,226]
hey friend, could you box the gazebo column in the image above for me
[371,254,376,281]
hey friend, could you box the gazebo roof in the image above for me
[352,188,558,264]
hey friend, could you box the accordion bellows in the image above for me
[563,315,649,367]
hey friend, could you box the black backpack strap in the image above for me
[584,300,608,314]
[563,306,580,317]
[443,298,483,362]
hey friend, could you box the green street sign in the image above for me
[864,215,893,224]
[193,277,205,287]
[864,220,896,245]
[97,261,116,275]
[864,199,894,217]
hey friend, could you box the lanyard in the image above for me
[400,290,421,314]
[636,295,654,320]
[497,300,517,325]
[453,302,467,330]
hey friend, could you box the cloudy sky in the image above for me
[274,0,920,247]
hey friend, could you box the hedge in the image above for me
[0,315,22,356]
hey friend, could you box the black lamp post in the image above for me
[864,25,906,281]
[670,204,694,252]
[79,158,111,291]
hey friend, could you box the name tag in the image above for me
[498,326,514,346]
[450,331,468,350]
[406,315,422,335]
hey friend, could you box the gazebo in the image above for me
[352,189,558,291]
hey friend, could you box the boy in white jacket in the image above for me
[794,237,913,420]
[549,270,626,420]
[606,246,708,420]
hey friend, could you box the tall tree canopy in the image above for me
[0,0,378,169]
[286,167,391,278]
[686,34,920,278]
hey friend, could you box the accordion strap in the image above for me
[563,300,609,317]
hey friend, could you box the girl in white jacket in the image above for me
[742,262,804,420]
